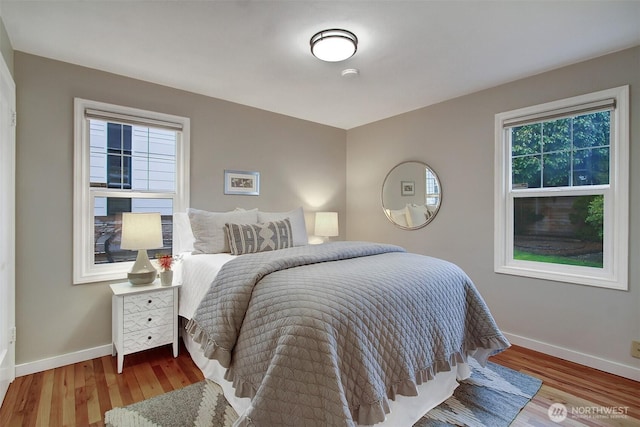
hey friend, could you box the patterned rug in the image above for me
[105,359,541,427]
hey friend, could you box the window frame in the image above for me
[73,98,190,284]
[494,86,629,290]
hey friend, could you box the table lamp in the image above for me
[120,212,163,286]
[315,212,339,242]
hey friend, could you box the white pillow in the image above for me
[258,207,308,246]
[388,208,409,227]
[173,212,195,253]
[406,204,430,227]
[188,208,259,254]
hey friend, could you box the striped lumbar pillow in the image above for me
[224,219,293,255]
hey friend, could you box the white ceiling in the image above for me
[2,1,639,129]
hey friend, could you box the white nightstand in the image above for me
[110,280,181,373]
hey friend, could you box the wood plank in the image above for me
[92,358,112,422]
[60,363,75,427]
[21,371,44,427]
[73,360,89,427]
[132,361,164,399]
[35,368,54,427]
[100,355,123,410]
[48,367,64,427]
[81,361,102,425]
[159,357,192,390]
[176,352,205,383]
[151,363,174,394]
[121,360,144,404]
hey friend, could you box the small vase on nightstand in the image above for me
[160,270,173,286]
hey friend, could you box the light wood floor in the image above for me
[491,346,640,426]
[1,343,638,426]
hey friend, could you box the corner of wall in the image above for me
[0,14,14,76]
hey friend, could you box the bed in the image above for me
[173,209,509,427]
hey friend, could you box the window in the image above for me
[425,168,440,207]
[494,86,629,290]
[74,99,190,284]
[105,122,132,189]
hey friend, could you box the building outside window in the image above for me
[74,99,190,284]
[494,86,629,290]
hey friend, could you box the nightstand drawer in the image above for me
[124,289,173,313]
[123,306,173,332]
[123,324,173,353]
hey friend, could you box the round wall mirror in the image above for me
[382,161,442,230]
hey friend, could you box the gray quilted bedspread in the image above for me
[186,241,509,427]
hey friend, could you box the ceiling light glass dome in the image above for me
[310,29,358,62]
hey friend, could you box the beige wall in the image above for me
[14,52,346,364]
[346,46,640,372]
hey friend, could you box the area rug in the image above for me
[105,359,541,427]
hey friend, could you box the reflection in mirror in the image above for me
[382,161,441,229]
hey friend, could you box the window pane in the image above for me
[425,169,439,206]
[89,121,107,187]
[90,119,176,192]
[542,118,571,152]
[107,153,132,189]
[106,123,132,189]
[94,197,173,265]
[132,126,177,192]
[573,111,610,149]
[573,148,609,186]
[542,151,570,187]
[107,123,127,151]
[512,123,541,156]
[512,156,541,189]
[513,195,603,268]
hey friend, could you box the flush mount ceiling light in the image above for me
[310,29,358,62]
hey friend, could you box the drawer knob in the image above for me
[147,336,152,340]
[148,299,152,304]
[148,318,152,322]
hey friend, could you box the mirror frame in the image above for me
[381,160,442,230]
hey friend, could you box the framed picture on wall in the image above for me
[224,170,260,195]
[401,181,415,196]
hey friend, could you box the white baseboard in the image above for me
[15,344,113,377]
[504,332,640,382]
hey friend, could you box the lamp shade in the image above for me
[310,29,357,62]
[315,212,339,237]
[121,212,163,250]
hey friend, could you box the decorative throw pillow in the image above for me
[188,208,259,254]
[258,207,308,246]
[406,203,430,227]
[388,207,409,227]
[225,219,293,255]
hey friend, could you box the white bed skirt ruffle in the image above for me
[180,323,470,427]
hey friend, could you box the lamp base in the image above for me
[127,249,158,286]
[128,270,157,286]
